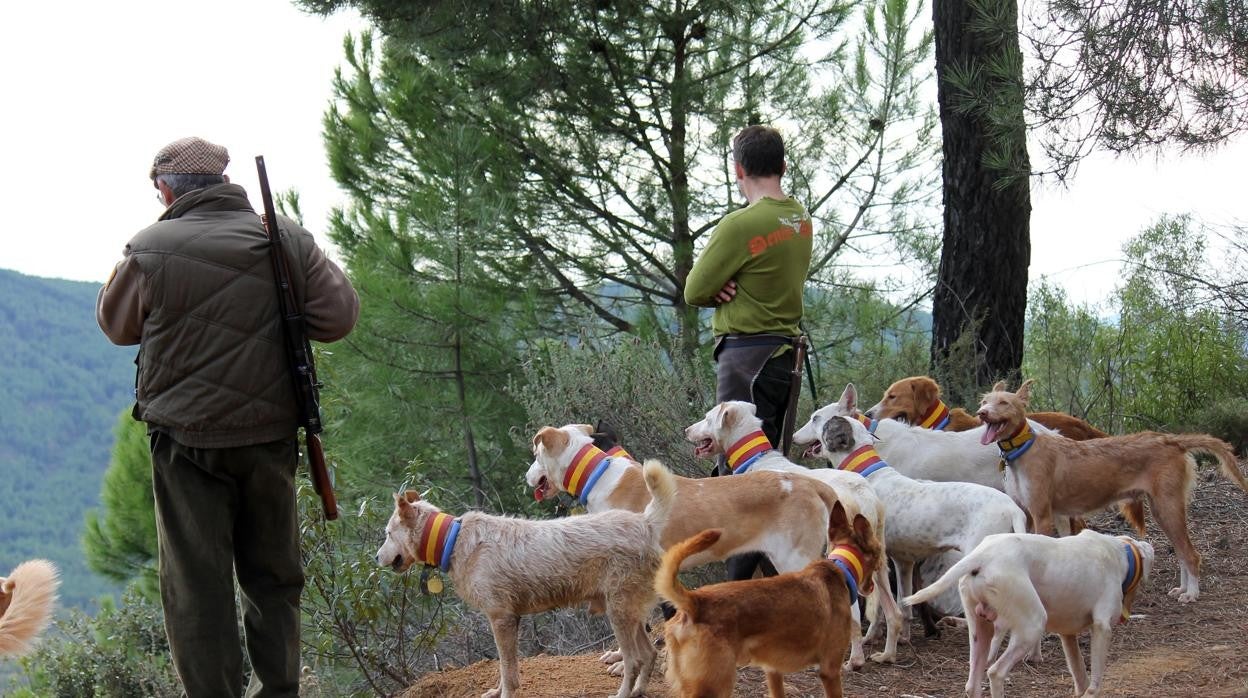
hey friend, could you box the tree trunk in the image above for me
[930,0,1032,406]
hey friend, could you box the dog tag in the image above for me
[569,505,588,516]
[426,573,444,595]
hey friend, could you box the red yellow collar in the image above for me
[727,430,772,474]
[417,511,461,572]
[827,543,867,604]
[1120,539,1145,622]
[563,443,612,500]
[836,444,888,477]
[917,400,951,430]
[605,445,633,461]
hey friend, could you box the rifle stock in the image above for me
[256,155,338,520]
[779,335,808,457]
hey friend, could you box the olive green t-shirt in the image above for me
[684,196,813,336]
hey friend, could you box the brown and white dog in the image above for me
[375,475,675,698]
[978,379,1248,602]
[684,401,903,668]
[525,424,842,574]
[867,375,1109,440]
[0,559,59,657]
[906,530,1155,698]
[659,499,879,698]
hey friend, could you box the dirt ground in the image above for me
[403,471,1248,697]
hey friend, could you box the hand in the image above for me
[715,279,737,304]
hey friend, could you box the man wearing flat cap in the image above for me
[98,136,359,697]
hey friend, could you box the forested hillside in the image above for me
[0,268,132,607]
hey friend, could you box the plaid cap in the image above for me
[149,137,229,180]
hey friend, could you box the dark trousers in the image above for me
[714,346,796,581]
[150,432,304,698]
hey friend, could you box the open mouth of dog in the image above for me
[390,554,406,572]
[533,475,555,501]
[802,441,822,459]
[693,438,715,458]
[980,418,1006,445]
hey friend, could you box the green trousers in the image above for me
[150,432,304,698]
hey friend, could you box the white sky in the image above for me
[1,0,1245,309]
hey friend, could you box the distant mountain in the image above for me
[0,268,134,608]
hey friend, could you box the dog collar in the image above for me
[1120,540,1145,622]
[727,430,772,474]
[852,412,879,433]
[917,399,951,430]
[828,544,866,605]
[996,421,1035,467]
[563,443,614,503]
[418,511,462,572]
[605,445,634,461]
[836,444,889,478]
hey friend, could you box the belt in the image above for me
[717,333,798,350]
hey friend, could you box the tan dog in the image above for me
[375,474,675,698]
[526,424,842,573]
[869,375,1109,440]
[0,559,59,656]
[658,500,878,698]
[978,379,1248,602]
[906,530,1155,698]
[869,375,1144,533]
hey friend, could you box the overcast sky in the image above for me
[2,0,1244,309]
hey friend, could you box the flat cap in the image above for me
[149,136,230,180]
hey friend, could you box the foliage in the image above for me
[82,410,159,600]
[514,335,716,478]
[1023,0,1248,179]
[305,0,940,360]
[1023,216,1248,433]
[14,588,180,698]
[0,269,131,608]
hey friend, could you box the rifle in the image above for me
[779,335,809,458]
[255,156,338,520]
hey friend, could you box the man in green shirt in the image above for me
[685,125,813,578]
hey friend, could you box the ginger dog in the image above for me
[684,401,903,668]
[375,475,675,698]
[978,379,1248,602]
[906,530,1155,698]
[659,500,878,698]
[0,559,59,657]
[867,375,1109,440]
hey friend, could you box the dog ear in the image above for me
[852,513,872,546]
[991,380,1009,392]
[820,417,855,453]
[839,383,857,412]
[914,377,939,409]
[1016,379,1034,404]
[0,578,12,595]
[571,424,594,435]
[533,426,568,455]
[827,499,849,538]
[719,402,739,431]
[400,490,420,505]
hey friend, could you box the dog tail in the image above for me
[0,559,59,657]
[655,529,722,620]
[902,550,983,608]
[1177,435,1248,493]
[642,458,677,532]
[1010,505,1028,534]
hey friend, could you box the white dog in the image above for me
[684,401,905,669]
[813,412,1028,635]
[375,476,675,698]
[905,530,1155,698]
[794,383,1012,491]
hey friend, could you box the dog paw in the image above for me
[1176,590,1199,603]
[607,660,625,677]
[600,649,623,665]
[480,690,501,698]
[869,650,897,664]
[843,657,866,672]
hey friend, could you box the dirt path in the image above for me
[404,475,1248,697]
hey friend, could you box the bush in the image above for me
[1175,397,1248,456]
[15,588,179,697]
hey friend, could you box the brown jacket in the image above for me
[97,183,358,448]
